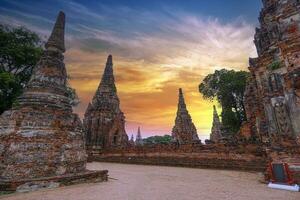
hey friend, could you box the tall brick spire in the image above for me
[45,11,65,52]
[210,105,223,143]
[91,55,119,110]
[172,88,200,144]
[0,12,107,189]
[18,11,69,110]
[84,55,128,149]
[178,88,187,111]
[99,55,116,93]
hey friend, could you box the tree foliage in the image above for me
[0,25,43,81]
[199,69,249,134]
[142,135,172,145]
[0,72,22,113]
[0,24,79,113]
[0,25,42,114]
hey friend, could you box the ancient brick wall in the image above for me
[0,11,108,192]
[241,0,300,144]
[89,144,268,172]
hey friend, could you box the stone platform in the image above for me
[0,170,108,192]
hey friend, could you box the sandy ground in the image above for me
[1,162,299,200]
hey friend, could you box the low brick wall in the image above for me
[89,143,268,172]
[92,153,267,172]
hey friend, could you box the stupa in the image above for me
[84,55,128,149]
[210,105,223,143]
[0,11,107,192]
[171,88,200,144]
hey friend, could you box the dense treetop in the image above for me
[199,69,249,135]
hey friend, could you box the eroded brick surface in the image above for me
[171,89,200,144]
[83,55,128,149]
[0,11,107,191]
[241,0,300,145]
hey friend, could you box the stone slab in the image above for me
[0,170,108,192]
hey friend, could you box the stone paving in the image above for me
[1,162,299,200]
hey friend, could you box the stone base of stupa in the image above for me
[0,170,108,192]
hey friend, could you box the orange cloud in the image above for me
[64,16,255,139]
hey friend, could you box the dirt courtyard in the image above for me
[1,162,299,200]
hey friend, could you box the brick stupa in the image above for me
[172,88,200,144]
[0,11,107,192]
[241,0,300,144]
[135,127,143,146]
[84,55,128,149]
[210,105,223,143]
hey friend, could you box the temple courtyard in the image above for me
[1,162,299,200]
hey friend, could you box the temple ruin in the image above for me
[0,11,107,192]
[241,0,300,145]
[210,105,223,143]
[135,127,143,146]
[129,134,135,146]
[83,55,128,149]
[171,88,200,144]
[84,0,300,185]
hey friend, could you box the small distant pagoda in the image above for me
[0,11,107,191]
[171,88,200,144]
[210,105,223,143]
[83,55,128,149]
[129,134,135,146]
[135,126,143,145]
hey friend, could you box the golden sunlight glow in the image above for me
[67,48,246,139]
[64,15,256,138]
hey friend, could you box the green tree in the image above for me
[0,25,42,114]
[0,72,22,113]
[199,69,249,135]
[0,25,79,113]
[142,135,172,145]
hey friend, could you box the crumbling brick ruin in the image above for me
[0,0,296,190]
[171,88,200,144]
[241,0,300,145]
[84,55,128,149]
[88,1,300,184]
[0,11,108,192]
[210,105,223,143]
[238,0,300,183]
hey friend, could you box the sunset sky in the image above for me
[0,0,262,140]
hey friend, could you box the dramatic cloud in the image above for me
[0,1,258,139]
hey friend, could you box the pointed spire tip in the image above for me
[58,11,65,18]
[107,55,113,65]
[179,88,184,98]
[45,11,66,52]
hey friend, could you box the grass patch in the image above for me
[268,60,283,71]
